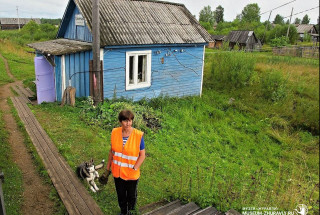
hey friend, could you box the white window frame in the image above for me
[125,50,152,90]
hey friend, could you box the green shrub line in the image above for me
[8,99,67,214]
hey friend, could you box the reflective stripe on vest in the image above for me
[111,127,143,180]
[113,160,134,168]
[113,152,138,161]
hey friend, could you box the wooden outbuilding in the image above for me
[208,35,225,49]
[225,30,260,51]
[28,0,211,102]
[0,18,41,30]
[296,24,319,41]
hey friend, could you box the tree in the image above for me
[273,14,284,24]
[241,3,261,23]
[214,5,224,24]
[199,6,214,25]
[301,14,310,24]
[266,24,298,44]
[294,18,301,24]
[21,21,39,39]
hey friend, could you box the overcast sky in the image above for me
[0,0,319,24]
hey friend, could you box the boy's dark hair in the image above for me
[118,110,135,122]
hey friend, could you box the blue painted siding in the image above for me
[103,45,204,101]
[54,51,92,101]
[64,51,92,99]
[55,56,62,101]
[64,6,93,42]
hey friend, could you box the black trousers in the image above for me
[114,177,139,214]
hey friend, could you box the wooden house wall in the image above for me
[54,56,62,101]
[103,45,205,101]
[64,6,93,42]
[0,24,26,30]
[246,36,257,50]
[55,51,92,101]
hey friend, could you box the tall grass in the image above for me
[206,51,319,135]
[255,53,319,67]
[208,52,256,89]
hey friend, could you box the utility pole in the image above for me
[286,7,294,40]
[262,10,272,44]
[92,0,101,105]
[16,6,20,30]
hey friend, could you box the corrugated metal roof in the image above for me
[27,39,92,55]
[225,30,258,44]
[70,0,212,46]
[0,18,41,25]
[296,24,317,34]
[211,35,225,41]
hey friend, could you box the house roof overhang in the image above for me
[27,39,92,55]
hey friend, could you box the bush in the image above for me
[270,36,288,47]
[261,69,288,101]
[210,52,256,89]
[303,32,311,42]
[266,24,298,44]
[79,98,161,132]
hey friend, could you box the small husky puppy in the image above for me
[77,159,104,192]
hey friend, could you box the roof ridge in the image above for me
[126,0,185,7]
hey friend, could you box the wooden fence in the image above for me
[272,46,319,59]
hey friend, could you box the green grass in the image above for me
[0,56,14,86]
[0,40,35,81]
[0,110,24,215]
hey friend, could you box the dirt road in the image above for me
[0,53,55,215]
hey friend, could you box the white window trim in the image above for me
[125,50,152,90]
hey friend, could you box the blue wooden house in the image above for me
[28,0,212,102]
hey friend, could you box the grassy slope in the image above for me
[0,110,24,215]
[0,56,14,86]
[30,51,319,214]
[0,39,35,81]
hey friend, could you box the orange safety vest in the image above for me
[111,127,143,180]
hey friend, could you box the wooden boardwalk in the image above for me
[11,87,104,215]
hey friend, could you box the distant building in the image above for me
[296,24,319,41]
[225,30,260,51]
[208,35,225,49]
[0,18,41,30]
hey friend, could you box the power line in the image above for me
[283,6,320,18]
[260,0,296,15]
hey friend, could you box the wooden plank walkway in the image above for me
[11,95,104,215]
